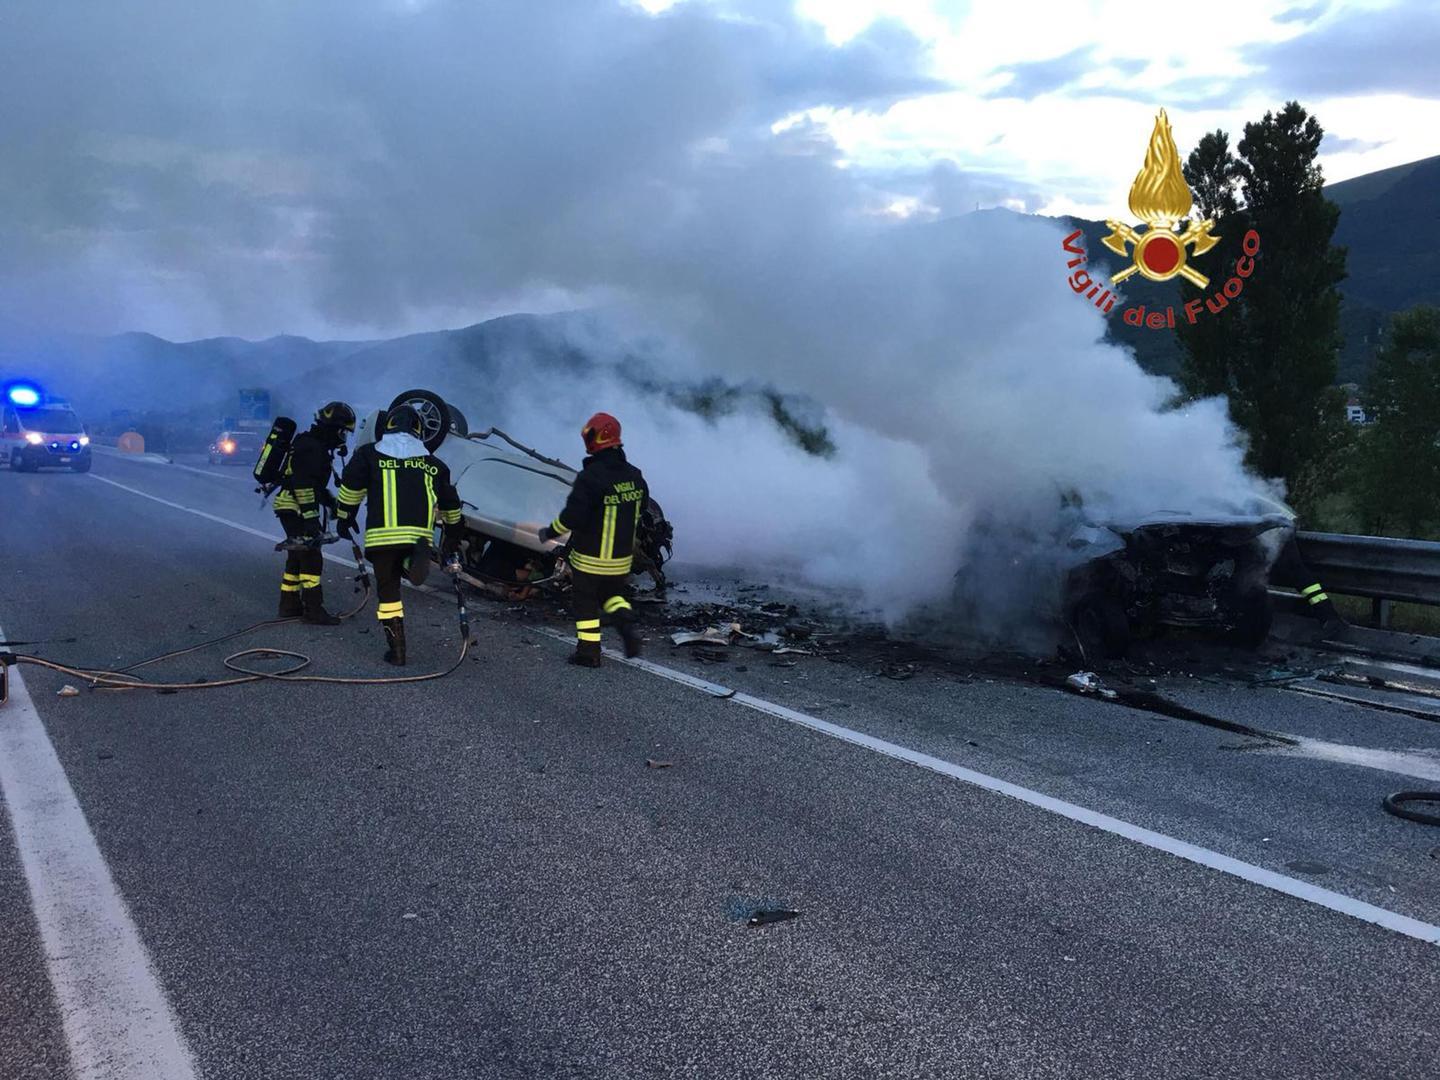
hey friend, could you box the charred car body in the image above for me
[954,496,1295,661]
[1062,502,1295,660]
[354,389,672,596]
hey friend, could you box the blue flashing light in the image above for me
[6,382,42,408]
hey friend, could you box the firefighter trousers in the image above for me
[367,545,411,622]
[571,568,632,658]
[278,511,323,596]
[1271,534,1337,618]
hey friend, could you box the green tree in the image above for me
[1174,102,1349,516]
[1353,306,1440,537]
[1177,131,1247,402]
[1184,130,1242,221]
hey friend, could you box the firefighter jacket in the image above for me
[550,447,649,577]
[272,430,336,523]
[336,434,463,550]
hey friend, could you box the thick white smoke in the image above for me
[0,0,1278,629]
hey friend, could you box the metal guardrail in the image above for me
[1296,531,1440,620]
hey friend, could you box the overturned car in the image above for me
[355,389,673,596]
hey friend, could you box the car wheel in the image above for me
[15,453,36,473]
[387,388,452,453]
[1070,592,1131,662]
[1224,586,1273,649]
[71,457,91,473]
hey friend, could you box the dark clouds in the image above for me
[1274,2,1330,23]
[1323,134,1390,154]
[0,0,947,337]
[1241,2,1440,98]
[986,47,1241,110]
[987,46,1100,99]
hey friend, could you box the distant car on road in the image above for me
[208,430,263,466]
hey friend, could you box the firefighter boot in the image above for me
[1314,597,1349,640]
[569,640,602,668]
[614,609,643,659]
[278,579,303,618]
[302,585,341,626]
[383,618,407,666]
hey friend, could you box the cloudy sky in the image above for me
[0,0,1435,340]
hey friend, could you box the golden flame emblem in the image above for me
[1102,109,1218,287]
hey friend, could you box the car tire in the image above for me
[387,388,452,453]
[1224,586,1273,649]
[71,457,91,473]
[15,453,36,473]
[1070,592,1131,662]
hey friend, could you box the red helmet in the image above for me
[582,412,622,454]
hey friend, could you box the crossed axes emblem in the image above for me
[1101,218,1220,288]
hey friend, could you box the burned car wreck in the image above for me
[1062,504,1295,660]
[356,389,673,597]
[953,495,1296,661]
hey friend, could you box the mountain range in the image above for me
[2,153,1435,434]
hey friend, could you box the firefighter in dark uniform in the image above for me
[1272,531,1347,637]
[538,412,647,667]
[274,401,356,624]
[334,405,464,666]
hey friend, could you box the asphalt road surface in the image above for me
[2,449,1438,1079]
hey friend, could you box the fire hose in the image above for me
[0,540,472,695]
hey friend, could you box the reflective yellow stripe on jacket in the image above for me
[569,551,633,575]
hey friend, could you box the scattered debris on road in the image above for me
[748,908,802,927]
[57,684,81,697]
[645,758,673,769]
[671,626,739,647]
[1065,671,1118,700]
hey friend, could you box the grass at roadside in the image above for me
[1332,594,1440,636]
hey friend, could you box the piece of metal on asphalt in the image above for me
[748,908,802,927]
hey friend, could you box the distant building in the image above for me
[1338,384,1367,425]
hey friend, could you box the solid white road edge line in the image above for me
[92,444,251,482]
[88,469,1440,948]
[531,632,1440,949]
[0,618,201,1080]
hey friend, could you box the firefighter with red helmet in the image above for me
[538,412,648,667]
[274,400,355,624]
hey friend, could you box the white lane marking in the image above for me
[84,473,1440,948]
[533,628,1440,947]
[0,619,201,1079]
[93,445,251,483]
[89,473,435,583]
[1282,737,1440,784]
[168,462,252,483]
[92,474,281,544]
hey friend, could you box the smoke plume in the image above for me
[0,0,1277,629]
